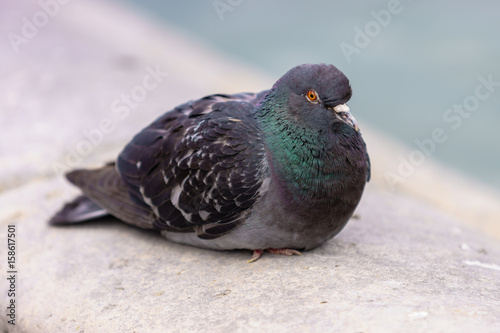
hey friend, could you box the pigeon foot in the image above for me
[248,248,302,263]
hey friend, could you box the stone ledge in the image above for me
[1,178,499,332]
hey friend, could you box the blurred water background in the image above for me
[112,0,500,190]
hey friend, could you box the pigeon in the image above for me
[50,63,370,262]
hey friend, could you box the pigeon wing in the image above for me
[117,93,268,239]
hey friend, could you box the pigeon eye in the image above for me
[305,89,320,103]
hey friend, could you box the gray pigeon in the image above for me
[50,63,370,262]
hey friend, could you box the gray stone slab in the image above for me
[1,179,500,332]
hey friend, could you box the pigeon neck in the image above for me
[256,89,351,210]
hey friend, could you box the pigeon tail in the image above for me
[49,195,108,225]
[61,165,156,230]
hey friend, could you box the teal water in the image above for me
[113,0,500,190]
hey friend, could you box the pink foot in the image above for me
[248,248,302,263]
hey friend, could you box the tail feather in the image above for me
[54,164,156,230]
[49,195,108,225]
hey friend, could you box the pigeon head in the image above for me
[268,63,357,132]
[256,64,368,211]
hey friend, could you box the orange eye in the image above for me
[306,89,319,102]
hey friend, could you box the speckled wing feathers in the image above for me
[117,93,268,239]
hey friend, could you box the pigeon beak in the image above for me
[333,104,359,132]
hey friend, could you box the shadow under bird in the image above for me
[50,63,370,262]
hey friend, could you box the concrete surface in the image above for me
[1,0,499,332]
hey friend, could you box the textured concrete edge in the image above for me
[364,128,500,240]
[1,176,499,333]
[60,0,273,95]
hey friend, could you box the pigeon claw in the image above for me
[248,248,302,263]
[248,250,264,263]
